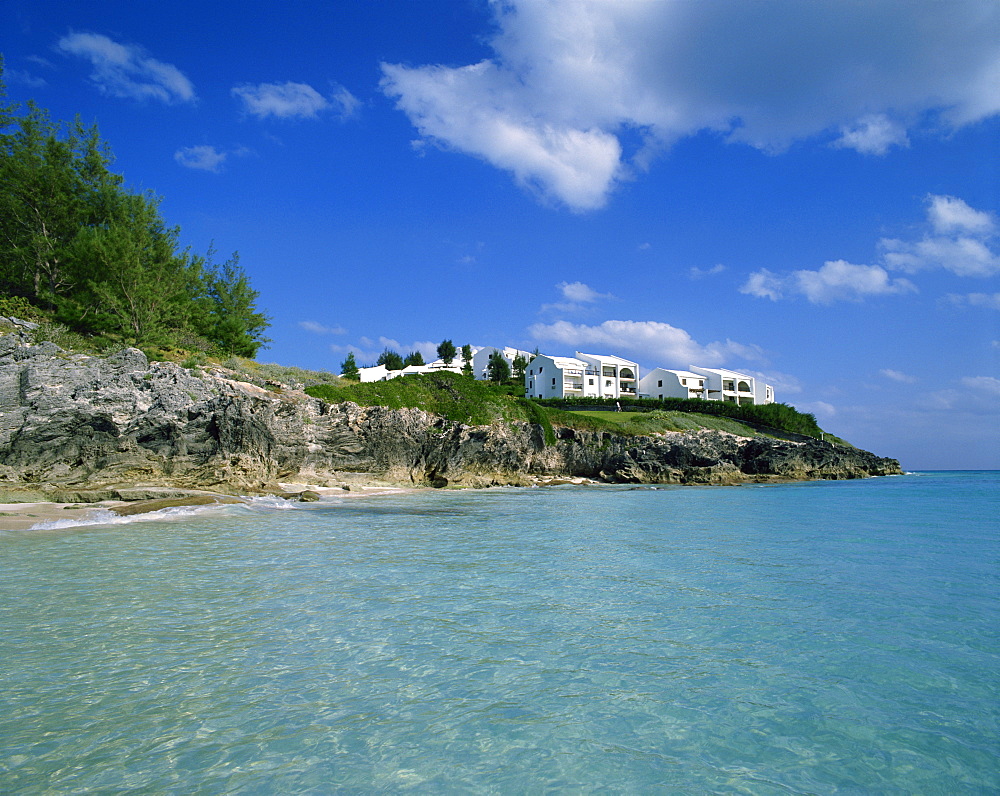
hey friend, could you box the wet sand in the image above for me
[0,484,416,531]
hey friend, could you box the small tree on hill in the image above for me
[340,351,360,380]
[461,343,474,376]
[403,350,425,367]
[511,353,528,380]
[377,348,404,370]
[487,350,511,383]
[437,338,456,364]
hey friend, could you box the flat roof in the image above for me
[576,352,639,366]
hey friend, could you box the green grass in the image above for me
[562,410,765,437]
[303,374,761,443]
[306,372,541,426]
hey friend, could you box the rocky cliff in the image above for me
[0,336,902,498]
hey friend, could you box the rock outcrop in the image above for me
[0,337,902,497]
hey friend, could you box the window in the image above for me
[588,378,594,385]
[681,378,686,385]
[657,380,662,387]
[552,378,556,386]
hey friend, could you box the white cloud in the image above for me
[57,32,194,103]
[928,195,995,235]
[880,369,917,384]
[540,281,614,314]
[558,281,611,303]
[232,81,358,120]
[5,68,47,89]
[330,84,361,118]
[918,376,1000,414]
[690,264,726,279]
[740,269,784,301]
[174,145,227,173]
[299,321,347,335]
[881,195,999,277]
[742,261,917,304]
[833,114,909,155]
[743,195,997,303]
[381,1,1000,209]
[529,319,764,368]
[946,292,1000,310]
[796,261,918,304]
[960,376,1000,396]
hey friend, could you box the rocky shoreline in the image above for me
[0,335,902,519]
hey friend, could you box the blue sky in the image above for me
[2,0,998,469]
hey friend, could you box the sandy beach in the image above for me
[0,484,415,531]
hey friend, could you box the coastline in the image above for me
[0,483,416,531]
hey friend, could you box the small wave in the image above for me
[27,501,246,531]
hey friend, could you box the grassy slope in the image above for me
[2,315,835,443]
[304,373,773,440]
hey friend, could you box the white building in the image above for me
[688,366,774,405]
[355,361,462,382]
[470,346,534,380]
[524,352,639,399]
[639,368,707,400]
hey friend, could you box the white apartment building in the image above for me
[639,368,707,400]
[470,346,534,380]
[524,352,639,399]
[689,366,774,405]
[355,361,462,382]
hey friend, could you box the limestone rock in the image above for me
[0,336,902,495]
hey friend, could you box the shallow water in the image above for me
[1,473,997,792]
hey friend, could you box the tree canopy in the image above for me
[0,63,270,356]
[487,350,511,383]
[340,351,360,380]
[377,348,404,370]
[436,338,456,364]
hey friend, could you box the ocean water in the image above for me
[1,472,997,793]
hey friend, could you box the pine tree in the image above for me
[436,338,456,364]
[377,348,404,370]
[487,350,511,383]
[461,343,474,376]
[197,252,271,357]
[512,353,528,379]
[340,351,360,380]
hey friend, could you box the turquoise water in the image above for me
[1,472,997,793]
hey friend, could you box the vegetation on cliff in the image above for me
[0,61,270,357]
[304,371,830,443]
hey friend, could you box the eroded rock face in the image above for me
[0,337,902,495]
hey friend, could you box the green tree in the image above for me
[196,251,271,357]
[0,62,270,355]
[436,338,456,364]
[69,192,193,345]
[487,350,511,383]
[511,353,528,380]
[403,351,425,366]
[340,351,360,380]
[461,343,474,376]
[377,348,404,370]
